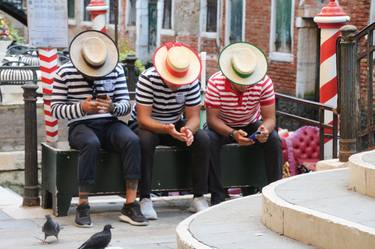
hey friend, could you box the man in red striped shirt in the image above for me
[205,42,282,205]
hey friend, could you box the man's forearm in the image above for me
[183,116,200,133]
[208,117,233,137]
[261,118,276,132]
[138,117,170,134]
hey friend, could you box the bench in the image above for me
[41,142,267,216]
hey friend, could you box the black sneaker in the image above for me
[119,202,148,226]
[75,204,93,228]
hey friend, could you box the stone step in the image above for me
[176,195,314,249]
[263,168,375,249]
[349,150,375,198]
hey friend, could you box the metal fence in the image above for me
[337,23,375,161]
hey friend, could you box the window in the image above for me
[68,0,75,19]
[206,0,218,32]
[225,0,245,44]
[270,0,294,61]
[162,0,172,29]
[108,0,118,25]
[83,0,91,22]
[127,0,136,26]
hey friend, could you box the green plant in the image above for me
[0,16,24,42]
[118,37,145,75]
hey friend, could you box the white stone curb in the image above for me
[349,150,375,198]
[176,195,259,249]
[262,168,375,249]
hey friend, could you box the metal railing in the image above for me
[276,93,339,160]
[337,23,375,161]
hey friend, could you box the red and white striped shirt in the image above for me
[204,72,275,127]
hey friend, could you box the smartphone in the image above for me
[96,94,108,100]
[248,131,261,141]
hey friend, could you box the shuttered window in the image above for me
[229,0,243,43]
[127,0,136,26]
[68,0,75,19]
[163,0,172,29]
[206,0,218,32]
[274,0,292,53]
[83,0,90,21]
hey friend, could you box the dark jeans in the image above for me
[131,120,210,198]
[68,118,141,190]
[205,121,282,203]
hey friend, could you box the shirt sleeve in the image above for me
[111,65,131,116]
[260,76,275,106]
[204,77,221,108]
[185,80,201,106]
[135,73,154,106]
[51,69,85,120]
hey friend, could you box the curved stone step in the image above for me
[262,168,375,249]
[176,195,314,249]
[349,150,375,198]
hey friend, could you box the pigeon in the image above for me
[42,214,60,242]
[78,224,113,249]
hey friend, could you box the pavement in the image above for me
[0,186,196,249]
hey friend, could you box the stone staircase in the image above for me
[176,150,375,249]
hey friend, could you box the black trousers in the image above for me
[205,121,282,202]
[68,118,141,190]
[131,120,210,198]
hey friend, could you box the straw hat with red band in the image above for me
[69,30,119,79]
[153,42,202,85]
[219,42,268,86]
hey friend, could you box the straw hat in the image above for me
[219,42,268,86]
[69,30,119,78]
[153,42,202,85]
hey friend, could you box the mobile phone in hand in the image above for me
[96,94,108,100]
[248,131,261,141]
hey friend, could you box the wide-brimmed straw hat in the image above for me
[219,42,268,86]
[153,42,202,85]
[69,30,119,78]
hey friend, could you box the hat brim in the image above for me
[69,30,119,78]
[153,43,202,85]
[219,42,268,86]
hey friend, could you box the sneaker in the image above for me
[188,196,209,213]
[75,204,93,228]
[211,194,226,206]
[140,198,158,220]
[119,201,149,226]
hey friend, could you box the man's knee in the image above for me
[83,137,101,151]
[138,129,158,147]
[266,130,282,148]
[193,129,210,150]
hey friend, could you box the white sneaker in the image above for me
[189,196,209,213]
[140,198,158,220]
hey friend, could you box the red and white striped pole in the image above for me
[86,0,109,33]
[314,0,349,158]
[39,48,59,143]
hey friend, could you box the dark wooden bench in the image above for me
[41,142,267,216]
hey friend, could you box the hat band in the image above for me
[165,60,188,78]
[232,64,253,79]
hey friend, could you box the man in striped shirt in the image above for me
[129,42,210,219]
[205,42,282,205]
[51,31,147,227]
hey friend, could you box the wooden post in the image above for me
[338,24,359,162]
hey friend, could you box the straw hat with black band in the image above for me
[218,42,268,86]
[69,30,119,79]
[153,42,202,86]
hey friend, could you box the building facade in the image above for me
[4,0,371,97]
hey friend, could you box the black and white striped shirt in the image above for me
[51,62,131,124]
[131,67,201,124]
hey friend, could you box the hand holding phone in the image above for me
[248,131,261,141]
[96,94,108,100]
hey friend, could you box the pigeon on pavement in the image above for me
[78,224,113,249]
[42,214,60,242]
